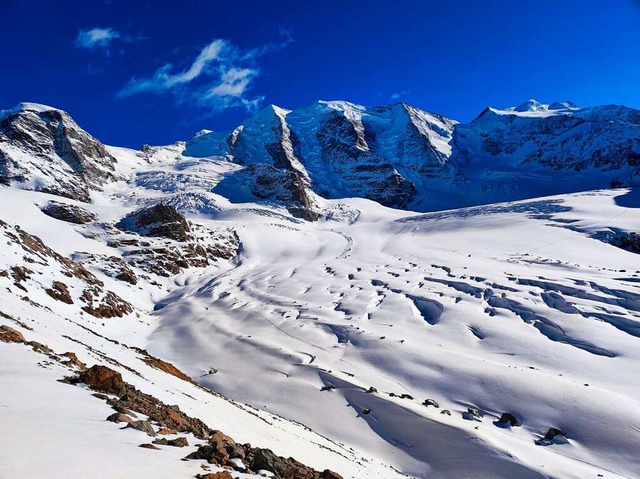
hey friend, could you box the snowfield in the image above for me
[0,106,639,479]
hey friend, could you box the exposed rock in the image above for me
[196,472,233,479]
[466,407,484,419]
[321,471,344,479]
[422,398,439,408]
[544,427,566,441]
[441,409,451,416]
[153,437,189,447]
[67,365,342,478]
[0,103,117,202]
[106,412,133,424]
[0,325,25,343]
[117,204,190,242]
[613,232,640,254]
[127,420,157,437]
[45,280,73,304]
[27,341,54,355]
[71,365,128,396]
[41,201,97,224]
[80,290,133,318]
[138,443,160,450]
[496,412,522,427]
[250,448,287,475]
[140,352,194,383]
[61,352,86,369]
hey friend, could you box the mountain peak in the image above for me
[512,99,547,112]
[0,102,63,121]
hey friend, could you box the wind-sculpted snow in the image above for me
[140,189,640,479]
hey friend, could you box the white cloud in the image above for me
[391,90,410,101]
[75,27,120,49]
[118,32,291,113]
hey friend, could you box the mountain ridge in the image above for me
[1,98,639,220]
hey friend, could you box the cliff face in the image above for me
[0,103,117,202]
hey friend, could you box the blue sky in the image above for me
[1,0,639,147]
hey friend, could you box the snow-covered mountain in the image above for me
[184,99,640,215]
[1,100,639,479]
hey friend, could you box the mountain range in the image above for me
[0,99,639,479]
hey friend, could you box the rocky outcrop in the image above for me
[0,103,117,202]
[62,363,344,478]
[72,365,129,396]
[117,204,190,242]
[0,325,26,343]
[41,201,98,224]
[110,213,239,277]
[0,219,132,318]
[45,280,74,304]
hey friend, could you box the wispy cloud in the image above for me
[75,27,120,50]
[117,31,292,113]
[75,27,145,52]
[391,90,410,101]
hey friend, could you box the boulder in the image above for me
[196,472,233,479]
[139,443,160,450]
[117,204,190,242]
[41,201,97,224]
[153,437,189,447]
[422,399,439,408]
[106,412,133,424]
[321,470,344,479]
[74,365,128,396]
[496,412,521,427]
[544,427,566,440]
[127,420,157,437]
[250,448,287,475]
[0,325,25,343]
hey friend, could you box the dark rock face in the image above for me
[544,427,566,440]
[0,104,117,202]
[613,232,640,254]
[251,448,286,475]
[117,204,190,242]
[41,201,98,224]
[244,163,318,221]
[315,111,417,209]
[497,412,522,427]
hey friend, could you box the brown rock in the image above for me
[139,443,160,450]
[45,281,74,304]
[106,412,133,424]
[62,352,86,369]
[153,436,189,447]
[321,470,344,479]
[142,354,193,383]
[74,365,128,396]
[0,325,25,343]
[196,472,233,479]
[27,341,54,354]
